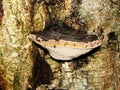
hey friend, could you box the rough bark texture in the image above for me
[0,0,120,90]
[0,0,32,90]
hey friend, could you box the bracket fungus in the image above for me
[29,24,102,60]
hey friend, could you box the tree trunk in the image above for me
[0,0,120,90]
[0,0,32,90]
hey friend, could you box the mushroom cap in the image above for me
[29,24,102,60]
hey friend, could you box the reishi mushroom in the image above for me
[29,24,102,60]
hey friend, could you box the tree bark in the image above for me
[0,0,32,90]
[0,0,120,90]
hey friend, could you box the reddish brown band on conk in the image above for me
[29,24,102,60]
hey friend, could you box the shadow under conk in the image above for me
[28,43,53,90]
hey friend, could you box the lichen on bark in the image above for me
[0,0,32,90]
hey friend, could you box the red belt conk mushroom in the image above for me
[29,24,102,60]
